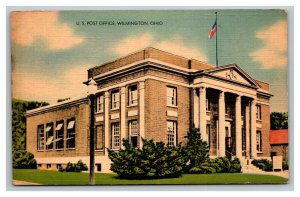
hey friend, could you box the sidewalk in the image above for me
[12,180,41,186]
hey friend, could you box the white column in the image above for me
[139,81,145,148]
[120,87,126,149]
[245,102,250,159]
[218,91,226,157]
[104,91,110,155]
[250,99,257,158]
[193,88,199,128]
[199,86,207,141]
[235,95,242,159]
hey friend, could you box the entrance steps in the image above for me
[241,159,264,174]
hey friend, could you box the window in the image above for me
[111,90,120,110]
[95,125,104,150]
[66,119,76,149]
[55,121,64,149]
[45,123,54,150]
[47,164,51,169]
[37,164,42,168]
[256,130,262,152]
[96,94,104,113]
[128,85,138,106]
[56,164,62,169]
[129,120,139,147]
[167,121,177,147]
[111,123,120,149]
[96,164,102,172]
[37,125,44,150]
[256,105,261,120]
[167,87,177,106]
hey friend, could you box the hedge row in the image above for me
[251,159,289,171]
[108,128,242,178]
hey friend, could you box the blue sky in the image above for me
[11,10,288,112]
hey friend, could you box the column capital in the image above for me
[193,87,199,95]
[199,86,206,93]
[219,91,225,98]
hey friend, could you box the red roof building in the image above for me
[269,129,288,160]
[269,129,288,145]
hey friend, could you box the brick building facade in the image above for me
[26,47,273,173]
[269,129,288,161]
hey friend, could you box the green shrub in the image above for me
[108,138,186,178]
[183,128,209,172]
[58,167,65,172]
[252,159,289,171]
[75,160,88,172]
[229,157,242,173]
[251,159,273,171]
[12,99,49,169]
[65,162,75,172]
[213,157,231,173]
[13,150,37,169]
[282,160,289,171]
[188,157,241,174]
[64,160,88,172]
[189,162,217,174]
[180,128,241,174]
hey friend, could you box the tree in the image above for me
[183,128,241,174]
[270,112,288,130]
[12,98,49,168]
[108,138,187,178]
[13,150,37,169]
[57,98,70,103]
[183,127,210,172]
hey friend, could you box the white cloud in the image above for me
[155,40,208,61]
[111,33,208,61]
[249,20,287,69]
[111,33,152,56]
[12,64,90,103]
[11,11,85,50]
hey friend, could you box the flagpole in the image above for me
[215,11,218,67]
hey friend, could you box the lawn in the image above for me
[13,169,288,185]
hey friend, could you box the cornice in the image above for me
[26,97,88,117]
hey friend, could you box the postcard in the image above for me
[11,9,288,185]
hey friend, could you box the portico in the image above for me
[193,64,260,160]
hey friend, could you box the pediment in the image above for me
[204,64,259,87]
